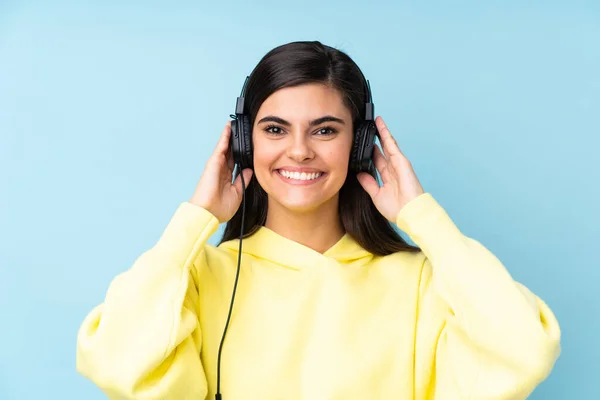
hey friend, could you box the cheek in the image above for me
[254,146,277,169]
[324,140,352,169]
[252,138,280,185]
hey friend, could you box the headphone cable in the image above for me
[215,166,246,400]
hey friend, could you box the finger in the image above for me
[356,172,380,199]
[372,145,389,179]
[215,121,232,156]
[233,168,253,193]
[375,116,402,158]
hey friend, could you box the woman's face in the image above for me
[252,83,354,213]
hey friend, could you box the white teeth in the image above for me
[279,170,323,181]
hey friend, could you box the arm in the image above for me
[76,202,220,400]
[400,193,561,399]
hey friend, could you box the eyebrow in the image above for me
[256,115,345,127]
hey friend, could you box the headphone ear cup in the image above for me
[350,123,365,172]
[239,114,253,170]
[230,118,243,167]
[230,115,253,170]
[351,121,378,172]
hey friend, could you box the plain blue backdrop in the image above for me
[1,1,598,399]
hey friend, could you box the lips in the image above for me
[277,169,323,181]
[275,168,326,184]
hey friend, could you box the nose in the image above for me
[286,132,314,163]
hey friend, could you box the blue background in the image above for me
[1,1,598,399]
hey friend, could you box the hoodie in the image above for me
[76,193,560,399]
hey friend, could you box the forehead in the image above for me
[256,83,352,121]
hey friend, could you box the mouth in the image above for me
[275,169,326,185]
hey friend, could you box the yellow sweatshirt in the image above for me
[76,193,560,400]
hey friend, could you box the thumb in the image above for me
[233,168,253,193]
[356,172,379,199]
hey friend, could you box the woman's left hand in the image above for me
[356,116,425,223]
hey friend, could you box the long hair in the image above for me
[219,41,420,256]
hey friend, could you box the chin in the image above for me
[273,195,324,213]
[271,188,339,214]
[257,170,344,213]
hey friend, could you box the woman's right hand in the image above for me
[190,121,253,223]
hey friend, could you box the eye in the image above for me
[315,126,337,135]
[264,125,284,135]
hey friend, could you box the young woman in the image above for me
[76,41,561,399]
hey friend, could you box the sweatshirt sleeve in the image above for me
[76,202,220,400]
[396,193,561,400]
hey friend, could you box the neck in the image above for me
[264,196,345,254]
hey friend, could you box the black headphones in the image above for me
[230,75,378,173]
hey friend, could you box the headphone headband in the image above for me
[234,76,249,116]
[364,79,374,121]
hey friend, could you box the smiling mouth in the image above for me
[275,169,326,184]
